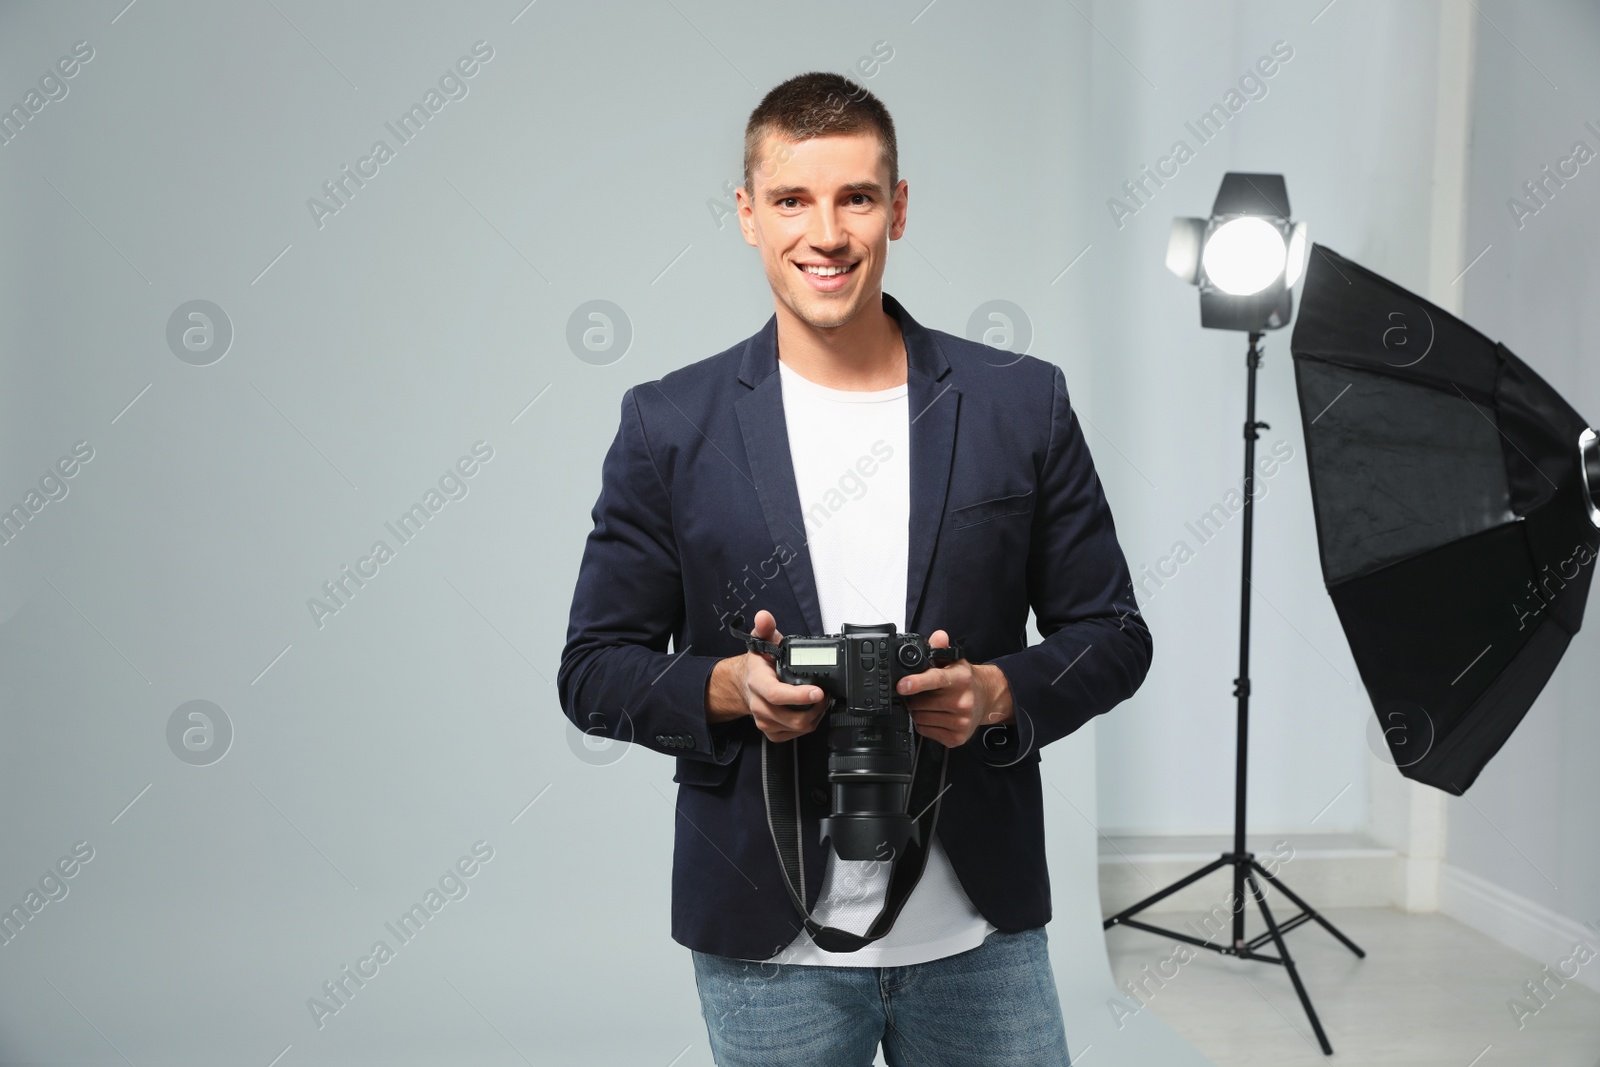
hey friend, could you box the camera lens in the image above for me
[897,644,924,668]
[823,716,917,861]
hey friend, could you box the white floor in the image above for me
[1105,906,1600,1066]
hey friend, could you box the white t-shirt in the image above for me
[760,357,997,967]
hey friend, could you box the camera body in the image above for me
[727,616,961,861]
[775,622,951,716]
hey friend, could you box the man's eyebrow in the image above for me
[765,181,887,201]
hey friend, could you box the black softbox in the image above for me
[1289,245,1599,794]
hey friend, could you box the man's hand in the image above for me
[896,629,1015,748]
[706,609,831,743]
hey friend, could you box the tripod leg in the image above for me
[1250,857,1367,959]
[1102,856,1231,930]
[1244,869,1332,1056]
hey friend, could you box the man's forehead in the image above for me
[755,131,888,192]
[762,176,885,197]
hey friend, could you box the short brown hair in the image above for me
[743,72,899,197]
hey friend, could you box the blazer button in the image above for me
[809,787,827,806]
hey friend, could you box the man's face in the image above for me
[737,130,907,331]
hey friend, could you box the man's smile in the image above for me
[795,260,859,292]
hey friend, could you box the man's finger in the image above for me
[753,609,785,660]
[757,671,824,707]
[772,680,825,707]
[898,670,949,697]
[757,697,825,732]
[910,715,959,745]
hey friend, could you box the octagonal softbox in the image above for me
[1290,244,1597,794]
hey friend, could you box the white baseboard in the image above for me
[1098,832,1400,917]
[1438,863,1600,994]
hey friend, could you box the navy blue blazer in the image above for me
[558,291,1152,961]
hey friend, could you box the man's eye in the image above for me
[850,194,871,205]
[779,198,800,208]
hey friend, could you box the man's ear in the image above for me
[889,178,908,240]
[736,186,759,248]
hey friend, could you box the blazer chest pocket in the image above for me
[673,755,737,789]
[949,489,1034,531]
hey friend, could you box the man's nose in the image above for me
[809,201,844,251]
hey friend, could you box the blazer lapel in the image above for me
[895,295,960,633]
[732,292,959,638]
[735,367,825,637]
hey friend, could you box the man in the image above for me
[558,71,1151,1066]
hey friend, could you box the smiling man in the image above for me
[558,72,1151,1066]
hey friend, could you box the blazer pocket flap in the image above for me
[950,489,1034,529]
[673,755,737,788]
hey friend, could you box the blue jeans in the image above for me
[691,927,1072,1066]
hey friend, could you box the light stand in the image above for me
[1102,330,1364,1057]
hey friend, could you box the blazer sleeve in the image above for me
[557,386,743,766]
[969,362,1152,765]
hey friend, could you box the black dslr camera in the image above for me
[725,615,962,861]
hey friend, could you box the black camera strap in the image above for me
[724,614,961,953]
[760,729,948,954]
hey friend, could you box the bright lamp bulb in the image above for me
[1285,221,1309,287]
[1202,217,1287,296]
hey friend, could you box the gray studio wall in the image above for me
[9,0,1588,1063]
[1081,0,1458,837]
[0,1,1191,1065]
[1447,0,1600,931]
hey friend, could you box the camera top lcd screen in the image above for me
[790,647,837,666]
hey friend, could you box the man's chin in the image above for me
[786,287,863,330]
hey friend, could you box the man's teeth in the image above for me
[803,264,854,276]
